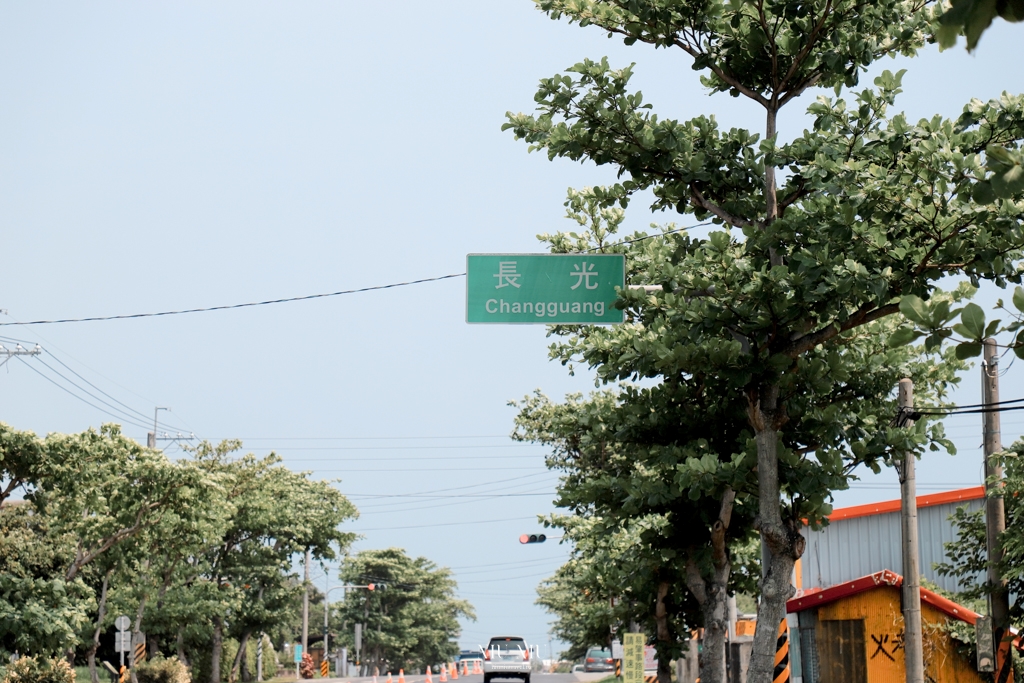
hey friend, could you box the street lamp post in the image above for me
[324,583,377,677]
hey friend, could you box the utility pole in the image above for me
[324,569,331,678]
[982,339,1012,683]
[0,343,41,369]
[897,378,924,683]
[302,549,311,653]
[148,407,169,448]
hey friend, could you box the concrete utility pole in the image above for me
[897,378,924,683]
[302,549,311,653]
[982,339,1012,683]
[148,407,169,448]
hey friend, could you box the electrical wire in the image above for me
[258,444,534,452]
[14,356,153,430]
[33,355,166,431]
[348,515,537,532]
[341,472,553,498]
[0,274,465,327]
[0,224,710,328]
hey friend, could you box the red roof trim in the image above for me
[787,569,981,627]
[828,486,985,522]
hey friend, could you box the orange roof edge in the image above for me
[787,570,979,623]
[827,486,985,522]
[788,570,1023,651]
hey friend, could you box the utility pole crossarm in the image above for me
[0,343,42,368]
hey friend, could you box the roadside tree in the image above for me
[335,549,474,674]
[505,3,1024,674]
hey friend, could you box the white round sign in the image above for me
[115,615,131,631]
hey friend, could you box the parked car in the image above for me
[583,648,614,673]
[482,636,531,683]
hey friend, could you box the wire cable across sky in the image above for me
[0,223,712,327]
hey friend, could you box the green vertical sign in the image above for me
[466,253,625,324]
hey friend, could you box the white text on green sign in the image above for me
[466,254,625,324]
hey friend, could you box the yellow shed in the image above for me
[787,570,987,683]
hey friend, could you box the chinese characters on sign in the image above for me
[622,633,644,683]
[466,254,626,324]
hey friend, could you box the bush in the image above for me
[298,654,314,680]
[133,657,189,683]
[2,657,76,683]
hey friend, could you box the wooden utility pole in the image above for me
[898,378,924,683]
[982,339,1012,683]
[302,548,311,653]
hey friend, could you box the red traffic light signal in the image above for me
[367,583,375,591]
[519,534,547,544]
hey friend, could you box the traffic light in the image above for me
[519,533,546,544]
[368,583,375,591]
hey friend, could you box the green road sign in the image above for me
[466,254,625,324]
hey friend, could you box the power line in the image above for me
[349,515,536,532]
[33,355,164,432]
[216,435,511,441]
[0,224,710,328]
[14,357,152,431]
[0,274,465,327]
[256,444,533,452]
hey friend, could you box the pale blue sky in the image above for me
[1,1,1021,653]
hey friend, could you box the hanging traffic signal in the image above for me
[367,583,375,591]
[519,534,546,544]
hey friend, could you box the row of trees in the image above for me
[504,1,1024,682]
[0,424,356,683]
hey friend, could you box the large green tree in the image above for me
[937,439,1024,628]
[505,2,1024,679]
[334,549,474,674]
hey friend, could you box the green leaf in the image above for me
[955,342,983,359]
[973,181,997,204]
[960,302,986,339]
[899,295,930,326]
[888,327,923,347]
[1013,286,1024,313]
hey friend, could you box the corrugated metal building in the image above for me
[800,487,985,593]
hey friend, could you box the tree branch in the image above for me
[690,185,757,229]
[784,302,901,357]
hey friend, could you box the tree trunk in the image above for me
[210,616,225,683]
[683,489,735,683]
[177,630,189,667]
[654,581,672,683]
[130,589,149,683]
[230,629,253,683]
[88,570,114,683]
[746,386,804,683]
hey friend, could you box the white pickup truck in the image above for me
[482,636,531,683]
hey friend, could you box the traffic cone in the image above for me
[399,670,406,683]
[472,661,482,675]
[462,662,468,677]
[450,664,458,680]
[439,665,447,683]
[386,673,392,683]
[426,668,433,683]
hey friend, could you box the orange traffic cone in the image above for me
[425,667,433,683]
[450,664,458,680]
[462,662,468,677]
[386,674,392,683]
[472,661,482,675]
[439,665,447,683]
[399,670,406,683]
